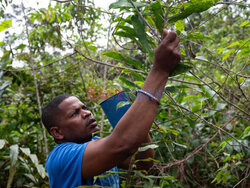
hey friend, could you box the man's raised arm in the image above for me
[81,30,181,179]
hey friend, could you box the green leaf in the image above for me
[7,164,16,188]
[187,32,212,41]
[200,85,216,99]
[124,57,144,70]
[173,141,187,148]
[131,14,150,52]
[241,126,250,139]
[138,144,159,152]
[119,76,139,88]
[240,20,250,27]
[168,0,219,23]
[36,164,46,179]
[29,154,39,165]
[103,51,125,61]
[134,157,160,163]
[24,173,37,183]
[123,69,145,81]
[20,147,31,156]
[10,144,19,165]
[165,127,180,135]
[196,56,209,62]
[113,31,136,39]
[169,62,193,77]
[0,19,12,32]
[215,103,227,111]
[15,44,26,50]
[150,1,164,35]
[109,0,144,9]
[228,41,240,48]
[116,101,130,110]
[175,20,185,31]
[116,25,137,37]
[0,139,5,149]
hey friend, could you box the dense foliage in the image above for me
[0,0,249,187]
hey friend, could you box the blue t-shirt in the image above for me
[45,136,119,188]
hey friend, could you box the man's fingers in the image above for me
[171,36,180,47]
[165,31,177,43]
[163,29,168,38]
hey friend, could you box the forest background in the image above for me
[0,0,249,187]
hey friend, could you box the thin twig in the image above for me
[22,2,48,156]
[66,41,146,74]
[233,170,250,188]
[0,52,76,72]
[189,71,250,116]
[165,91,250,150]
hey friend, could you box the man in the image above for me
[42,29,181,188]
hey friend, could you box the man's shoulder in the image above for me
[46,137,101,163]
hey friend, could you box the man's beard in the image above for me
[74,135,93,144]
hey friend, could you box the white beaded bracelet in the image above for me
[133,89,161,105]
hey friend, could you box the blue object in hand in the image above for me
[100,91,131,128]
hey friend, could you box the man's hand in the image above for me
[152,29,181,74]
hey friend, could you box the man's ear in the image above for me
[50,126,64,140]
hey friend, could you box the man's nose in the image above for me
[81,109,91,119]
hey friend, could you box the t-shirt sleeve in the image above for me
[46,142,89,188]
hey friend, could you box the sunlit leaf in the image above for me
[196,56,209,62]
[139,144,159,152]
[241,126,250,139]
[36,164,46,179]
[240,20,250,27]
[10,144,19,165]
[116,101,130,110]
[109,0,144,9]
[29,154,39,165]
[0,19,12,32]
[20,147,31,156]
[24,173,37,183]
[175,20,185,31]
[0,139,5,149]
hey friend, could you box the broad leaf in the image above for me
[196,56,209,62]
[169,62,193,77]
[29,154,39,165]
[131,14,150,52]
[0,139,5,149]
[150,1,164,35]
[109,0,144,9]
[10,145,19,165]
[168,0,219,23]
[36,164,46,179]
[20,147,31,156]
[103,51,125,62]
[0,19,12,32]
[119,76,139,88]
[139,144,159,152]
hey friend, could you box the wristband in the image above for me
[133,89,160,105]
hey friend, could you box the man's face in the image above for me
[56,96,99,143]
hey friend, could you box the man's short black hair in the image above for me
[42,94,73,134]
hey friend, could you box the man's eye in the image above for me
[72,110,79,117]
[82,106,88,110]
